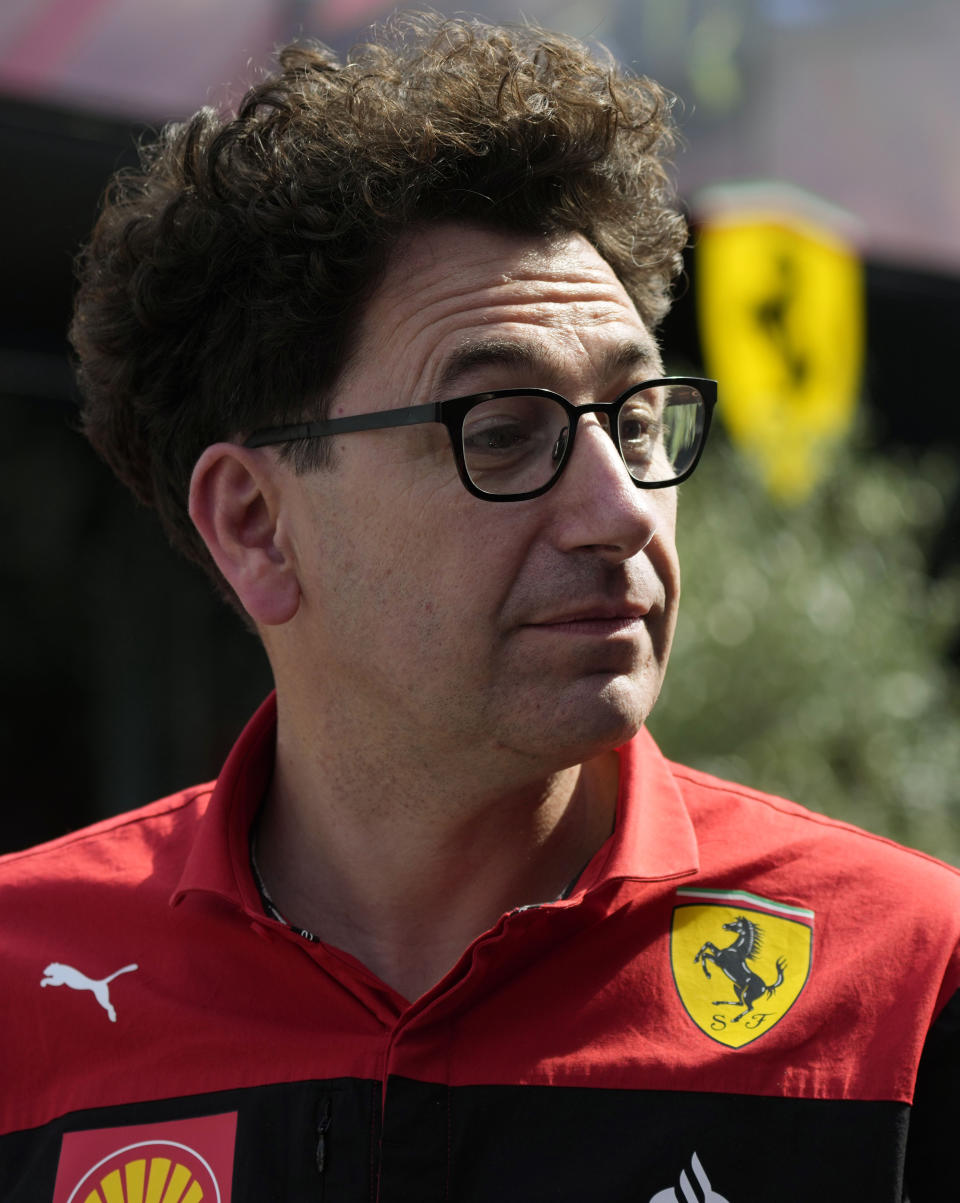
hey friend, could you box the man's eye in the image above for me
[621,417,660,444]
[463,420,537,456]
[621,418,648,441]
[467,423,528,451]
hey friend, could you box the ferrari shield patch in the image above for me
[671,887,813,1048]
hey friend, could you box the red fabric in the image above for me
[3,697,960,1137]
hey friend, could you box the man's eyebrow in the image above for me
[601,339,662,378]
[433,336,662,398]
[434,338,550,397]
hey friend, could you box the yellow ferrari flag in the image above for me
[696,184,864,501]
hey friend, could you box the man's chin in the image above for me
[532,673,659,760]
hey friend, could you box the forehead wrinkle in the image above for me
[392,276,628,341]
[399,290,638,403]
[376,239,633,333]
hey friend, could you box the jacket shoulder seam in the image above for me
[667,761,960,879]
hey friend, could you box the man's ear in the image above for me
[189,444,301,626]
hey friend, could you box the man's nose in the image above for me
[550,414,661,562]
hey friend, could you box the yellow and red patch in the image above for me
[53,1112,236,1203]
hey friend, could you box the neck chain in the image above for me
[249,829,585,946]
[249,832,321,944]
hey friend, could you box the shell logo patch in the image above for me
[53,1113,236,1203]
[671,887,813,1048]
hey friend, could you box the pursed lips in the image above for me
[522,602,654,633]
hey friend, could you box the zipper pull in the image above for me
[316,1096,332,1175]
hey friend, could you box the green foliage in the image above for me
[648,433,960,866]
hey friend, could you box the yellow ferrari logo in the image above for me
[671,887,813,1048]
[697,191,864,501]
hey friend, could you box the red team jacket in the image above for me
[2,695,959,1201]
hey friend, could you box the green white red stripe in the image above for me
[676,887,814,922]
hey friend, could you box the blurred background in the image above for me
[2,0,958,860]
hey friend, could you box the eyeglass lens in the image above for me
[460,383,705,496]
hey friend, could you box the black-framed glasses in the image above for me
[244,377,717,502]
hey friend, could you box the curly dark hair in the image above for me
[70,12,687,581]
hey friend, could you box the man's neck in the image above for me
[253,714,619,1003]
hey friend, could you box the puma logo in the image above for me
[40,961,139,1022]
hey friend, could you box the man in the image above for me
[2,14,957,1201]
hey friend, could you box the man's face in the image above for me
[272,224,681,781]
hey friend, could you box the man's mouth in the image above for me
[525,603,652,636]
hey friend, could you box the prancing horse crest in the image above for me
[694,915,786,1022]
[670,888,814,1049]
